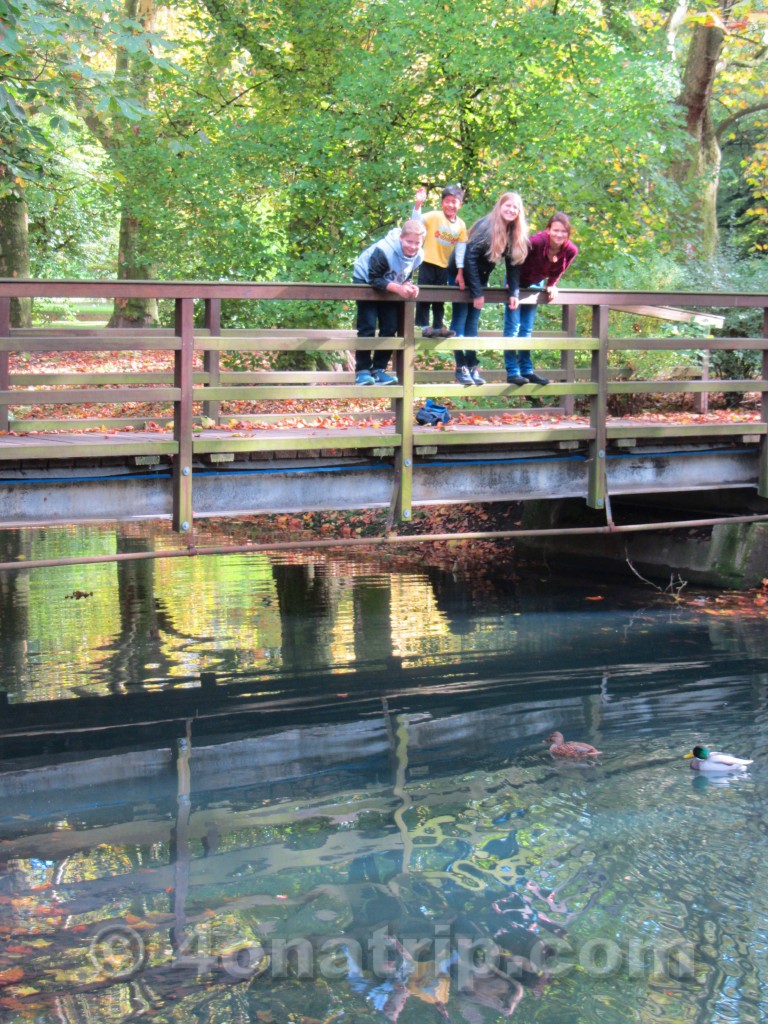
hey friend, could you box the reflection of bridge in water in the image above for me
[1,281,767,539]
[0,648,758,1015]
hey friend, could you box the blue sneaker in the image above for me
[372,368,398,385]
[469,367,486,385]
[355,370,375,385]
[455,366,473,386]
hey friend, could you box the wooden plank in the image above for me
[587,305,609,511]
[0,388,179,405]
[560,304,578,417]
[609,305,725,327]
[392,303,415,523]
[608,380,766,394]
[218,371,358,384]
[0,438,176,460]
[412,382,598,397]
[0,336,182,352]
[215,369,599,383]
[10,373,204,386]
[8,326,180,337]
[216,328,358,340]
[192,432,403,454]
[417,336,598,353]
[607,423,767,440]
[760,308,768,498]
[194,385,405,401]
[7,417,162,432]
[200,336,402,352]
[2,280,768,308]
[203,298,221,424]
[404,425,596,445]
[173,299,194,533]
[0,298,9,432]
[610,337,768,351]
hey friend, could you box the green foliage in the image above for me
[26,133,119,277]
[0,0,168,191]
[5,0,768,297]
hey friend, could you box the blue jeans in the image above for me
[450,299,482,369]
[448,273,482,369]
[503,283,543,377]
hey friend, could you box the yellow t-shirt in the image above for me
[420,210,468,268]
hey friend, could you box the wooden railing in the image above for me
[0,281,766,532]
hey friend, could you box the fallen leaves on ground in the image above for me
[6,349,763,434]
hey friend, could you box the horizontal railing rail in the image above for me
[0,281,766,532]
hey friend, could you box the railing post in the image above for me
[759,307,768,498]
[560,303,577,417]
[693,348,709,415]
[0,297,10,433]
[390,299,415,527]
[203,298,221,425]
[587,305,609,510]
[173,298,195,534]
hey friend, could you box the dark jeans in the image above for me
[415,261,449,329]
[454,347,479,369]
[355,279,397,372]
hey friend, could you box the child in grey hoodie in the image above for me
[352,220,426,385]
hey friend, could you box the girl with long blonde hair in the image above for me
[448,192,529,385]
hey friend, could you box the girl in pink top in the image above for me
[503,212,578,385]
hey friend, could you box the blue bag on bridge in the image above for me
[415,399,451,426]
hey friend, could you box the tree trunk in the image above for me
[0,179,32,328]
[108,204,159,327]
[107,0,159,328]
[674,20,725,257]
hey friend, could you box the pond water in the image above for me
[0,524,767,1024]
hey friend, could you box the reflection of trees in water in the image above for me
[93,533,176,695]
[272,561,337,671]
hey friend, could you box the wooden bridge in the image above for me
[1,280,767,540]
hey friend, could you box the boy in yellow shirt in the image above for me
[412,184,468,338]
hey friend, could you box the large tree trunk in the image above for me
[107,0,159,328]
[0,178,32,328]
[674,19,726,258]
[109,204,159,327]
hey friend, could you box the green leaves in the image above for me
[16,0,768,288]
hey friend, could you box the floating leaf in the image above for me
[0,968,24,986]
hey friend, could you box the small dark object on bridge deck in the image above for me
[415,399,451,426]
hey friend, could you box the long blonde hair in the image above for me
[470,191,529,265]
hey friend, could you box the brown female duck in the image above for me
[545,731,601,758]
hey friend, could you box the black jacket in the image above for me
[449,228,521,301]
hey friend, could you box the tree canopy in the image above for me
[1,0,766,306]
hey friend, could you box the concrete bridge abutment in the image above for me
[518,496,768,589]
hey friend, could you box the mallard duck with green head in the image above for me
[684,746,753,772]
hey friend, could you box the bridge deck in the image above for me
[0,281,766,529]
[2,416,764,464]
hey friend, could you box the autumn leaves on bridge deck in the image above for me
[0,281,767,531]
